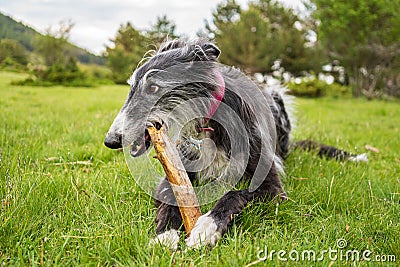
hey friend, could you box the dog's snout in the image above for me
[104,132,122,149]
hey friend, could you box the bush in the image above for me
[0,56,27,71]
[287,78,351,98]
[14,57,94,87]
[0,39,28,68]
[78,63,114,85]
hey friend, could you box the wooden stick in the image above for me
[147,126,202,236]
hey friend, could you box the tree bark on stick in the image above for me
[147,126,202,236]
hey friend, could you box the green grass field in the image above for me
[1,71,399,266]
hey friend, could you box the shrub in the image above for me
[0,39,28,67]
[287,79,351,98]
[14,57,94,87]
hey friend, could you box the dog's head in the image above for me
[104,39,222,157]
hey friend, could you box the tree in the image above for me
[0,38,28,67]
[147,15,179,45]
[309,0,400,97]
[215,4,274,73]
[205,0,313,75]
[31,20,86,85]
[106,22,149,84]
[35,20,74,66]
[253,0,314,75]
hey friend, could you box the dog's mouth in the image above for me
[129,129,151,157]
[129,121,163,157]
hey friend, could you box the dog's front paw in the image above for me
[349,153,368,162]
[149,229,180,250]
[185,212,222,248]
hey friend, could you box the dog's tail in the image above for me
[266,87,368,163]
[292,139,368,162]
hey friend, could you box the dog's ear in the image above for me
[203,43,221,59]
[194,42,221,61]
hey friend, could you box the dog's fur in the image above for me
[104,39,366,249]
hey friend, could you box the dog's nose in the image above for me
[104,133,122,149]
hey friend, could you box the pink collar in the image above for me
[197,70,225,132]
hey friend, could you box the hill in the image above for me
[0,12,105,65]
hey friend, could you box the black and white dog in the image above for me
[104,39,367,249]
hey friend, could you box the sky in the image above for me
[0,0,303,55]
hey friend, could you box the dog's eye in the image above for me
[147,84,159,93]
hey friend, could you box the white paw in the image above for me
[185,212,222,248]
[349,153,368,162]
[149,229,180,250]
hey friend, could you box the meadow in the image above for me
[0,71,399,266]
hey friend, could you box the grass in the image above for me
[0,70,399,266]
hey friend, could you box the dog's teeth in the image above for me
[130,140,144,157]
[136,144,142,151]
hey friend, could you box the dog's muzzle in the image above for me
[128,121,163,157]
[104,132,122,149]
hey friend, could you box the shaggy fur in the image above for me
[104,39,365,249]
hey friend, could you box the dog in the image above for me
[104,39,367,249]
